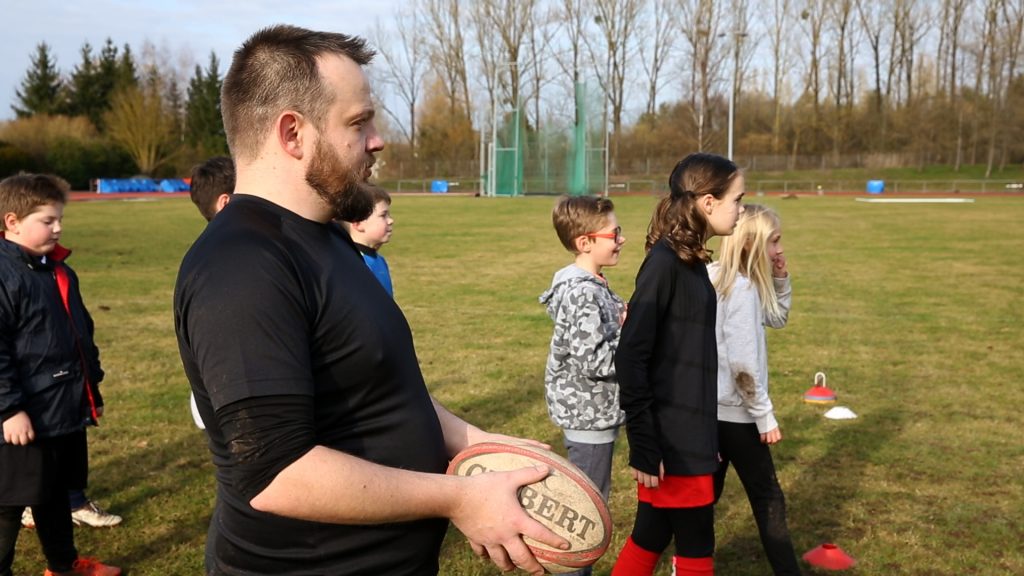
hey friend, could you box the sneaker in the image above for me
[70,501,122,528]
[22,507,35,529]
[43,557,121,576]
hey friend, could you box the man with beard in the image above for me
[173,25,566,576]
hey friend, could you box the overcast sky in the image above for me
[0,0,403,121]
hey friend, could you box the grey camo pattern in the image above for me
[539,265,626,431]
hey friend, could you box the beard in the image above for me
[305,136,376,222]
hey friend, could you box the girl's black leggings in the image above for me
[713,420,802,576]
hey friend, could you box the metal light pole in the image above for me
[727,32,747,161]
[604,56,611,198]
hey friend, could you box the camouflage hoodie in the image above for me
[539,264,626,442]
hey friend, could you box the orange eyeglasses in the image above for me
[585,226,622,242]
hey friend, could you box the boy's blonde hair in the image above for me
[713,204,784,322]
[552,195,615,253]
[0,173,69,228]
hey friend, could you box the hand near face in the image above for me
[771,253,788,278]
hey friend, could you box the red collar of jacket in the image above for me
[0,231,71,263]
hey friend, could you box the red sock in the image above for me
[611,537,661,576]
[672,555,713,576]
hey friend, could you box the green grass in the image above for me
[11,193,1024,575]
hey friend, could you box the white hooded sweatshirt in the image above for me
[707,262,792,433]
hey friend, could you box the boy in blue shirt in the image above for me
[0,173,120,576]
[340,186,395,296]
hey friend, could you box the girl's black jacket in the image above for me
[616,240,719,477]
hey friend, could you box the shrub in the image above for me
[45,138,135,190]
[0,142,43,178]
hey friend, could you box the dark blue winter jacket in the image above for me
[0,236,104,442]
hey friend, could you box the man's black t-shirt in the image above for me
[174,195,448,575]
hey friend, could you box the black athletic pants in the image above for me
[713,420,801,576]
[0,498,77,576]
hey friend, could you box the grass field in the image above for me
[11,192,1024,575]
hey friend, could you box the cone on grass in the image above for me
[803,543,856,570]
[803,371,837,404]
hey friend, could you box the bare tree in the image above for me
[827,0,856,157]
[680,0,725,151]
[998,0,1024,170]
[933,0,970,169]
[548,0,597,129]
[370,5,428,149]
[552,0,592,87]
[105,82,178,174]
[936,0,970,98]
[591,0,643,140]
[638,0,678,117]
[975,0,1024,175]
[523,5,558,130]
[471,0,537,113]
[725,0,754,158]
[422,0,473,120]
[892,0,929,107]
[798,0,827,120]
[856,0,891,115]
[768,0,795,154]
[469,2,501,118]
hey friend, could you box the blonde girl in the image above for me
[708,204,800,575]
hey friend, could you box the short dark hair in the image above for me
[221,25,375,161]
[551,195,615,253]
[340,185,391,224]
[368,185,391,207]
[189,156,235,221]
[0,173,69,227]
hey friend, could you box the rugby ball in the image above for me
[446,441,612,573]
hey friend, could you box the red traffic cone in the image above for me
[803,542,856,570]
[804,371,837,404]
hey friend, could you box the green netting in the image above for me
[488,80,606,196]
[493,108,524,196]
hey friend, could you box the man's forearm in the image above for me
[249,444,462,523]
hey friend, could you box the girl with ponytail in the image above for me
[612,153,745,576]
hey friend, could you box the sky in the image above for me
[0,0,403,121]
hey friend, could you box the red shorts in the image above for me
[637,474,714,508]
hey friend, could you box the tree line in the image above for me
[3,0,1023,189]
[373,0,1023,179]
[1,39,225,188]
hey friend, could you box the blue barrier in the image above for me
[430,180,449,193]
[96,178,189,193]
[866,180,885,194]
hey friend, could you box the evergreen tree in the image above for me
[185,51,227,156]
[117,43,138,89]
[65,38,131,132]
[12,42,63,118]
[166,76,185,144]
[64,42,101,125]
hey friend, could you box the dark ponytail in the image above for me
[645,153,739,264]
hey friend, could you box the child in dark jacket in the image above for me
[0,173,120,576]
[612,153,745,576]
